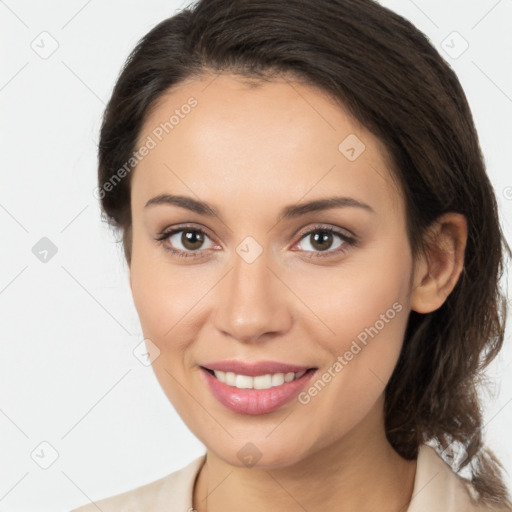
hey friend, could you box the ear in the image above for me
[410,212,467,314]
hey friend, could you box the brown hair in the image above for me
[97,0,512,506]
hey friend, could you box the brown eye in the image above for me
[309,231,335,251]
[297,228,345,253]
[179,230,205,251]
[157,227,216,258]
[294,226,356,259]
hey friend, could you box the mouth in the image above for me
[199,365,319,415]
[201,366,317,390]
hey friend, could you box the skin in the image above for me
[128,73,467,512]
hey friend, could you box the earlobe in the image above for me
[410,213,467,314]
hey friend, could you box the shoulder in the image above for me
[408,444,508,512]
[70,454,206,512]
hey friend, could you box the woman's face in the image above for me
[129,73,416,467]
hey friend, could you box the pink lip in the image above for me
[199,366,318,415]
[201,360,314,377]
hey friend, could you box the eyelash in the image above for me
[154,224,357,260]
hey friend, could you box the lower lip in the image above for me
[199,367,317,415]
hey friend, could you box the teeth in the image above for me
[212,369,307,389]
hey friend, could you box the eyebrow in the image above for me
[144,193,375,221]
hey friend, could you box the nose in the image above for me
[212,249,293,344]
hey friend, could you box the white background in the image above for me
[1,1,511,510]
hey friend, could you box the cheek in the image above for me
[293,240,412,398]
[297,289,409,445]
[129,248,216,395]
[130,259,168,339]
[321,284,408,405]
[292,238,412,350]
[129,253,202,417]
[129,237,202,341]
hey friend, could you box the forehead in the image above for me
[132,73,402,217]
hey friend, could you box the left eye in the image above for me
[294,227,351,255]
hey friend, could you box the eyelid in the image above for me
[293,223,357,243]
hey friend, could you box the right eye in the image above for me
[155,226,217,258]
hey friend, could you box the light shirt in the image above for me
[70,444,497,511]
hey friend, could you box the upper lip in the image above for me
[201,360,316,377]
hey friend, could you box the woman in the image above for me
[72,0,512,510]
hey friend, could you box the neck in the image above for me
[193,395,417,512]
